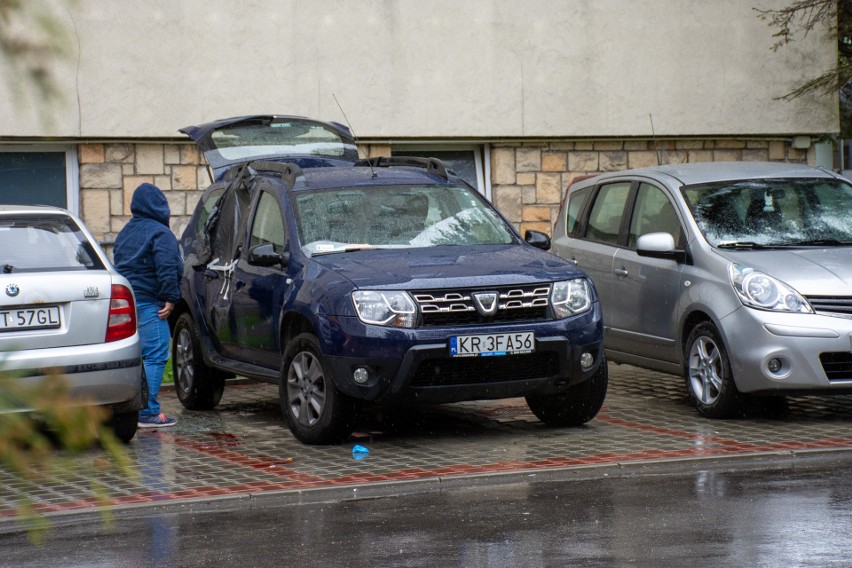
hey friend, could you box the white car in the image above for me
[0,205,144,442]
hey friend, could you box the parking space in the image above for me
[3,363,852,521]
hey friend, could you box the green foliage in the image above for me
[0,370,135,544]
[0,0,75,125]
[163,356,174,385]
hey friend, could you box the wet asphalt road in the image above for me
[2,452,850,568]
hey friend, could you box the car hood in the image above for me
[310,244,584,289]
[716,247,852,296]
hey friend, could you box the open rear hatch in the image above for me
[180,115,359,181]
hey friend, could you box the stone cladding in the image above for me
[77,138,811,246]
[490,138,810,235]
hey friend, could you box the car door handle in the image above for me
[203,269,219,279]
[613,267,629,277]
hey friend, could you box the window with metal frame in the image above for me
[0,146,79,212]
[391,145,490,199]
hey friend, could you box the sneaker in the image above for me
[137,413,177,428]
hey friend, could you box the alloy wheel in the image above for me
[687,335,723,405]
[174,327,195,394]
[287,351,327,427]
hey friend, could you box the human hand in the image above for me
[159,302,175,319]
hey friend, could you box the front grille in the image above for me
[414,284,551,327]
[820,352,852,381]
[411,352,559,387]
[806,296,852,319]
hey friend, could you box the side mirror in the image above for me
[636,232,685,262]
[525,230,551,251]
[248,243,289,267]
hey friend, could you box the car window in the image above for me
[197,187,226,233]
[684,178,852,246]
[565,186,593,237]
[249,191,286,252]
[212,120,358,163]
[584,182,631,245]
[0,215,104,272]
[628,183,683,248]
[210,185,253,262]
[294,184,516,255]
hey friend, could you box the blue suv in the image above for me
[172,115,606,444]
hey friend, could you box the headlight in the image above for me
[352,290,417,328]
[729,264,812,313]
[551,278,593,319]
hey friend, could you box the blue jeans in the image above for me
[137,301,171,418]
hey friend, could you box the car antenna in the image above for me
[649,113,662,166]
[333,93,376,178]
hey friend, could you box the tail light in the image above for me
[106,284,137,342]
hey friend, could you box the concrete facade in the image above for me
[0,1,838,241]
[0,0,838,138]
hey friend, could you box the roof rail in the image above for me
[249,160,304,189]
[354,156,450,181]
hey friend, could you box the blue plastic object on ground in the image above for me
[352,444,370,460]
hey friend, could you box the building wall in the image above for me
[0,0,838,140]
[79,138,811,246]
[490,139,810,236]
[78,143,207,246]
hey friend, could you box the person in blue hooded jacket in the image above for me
[114,183,183,428]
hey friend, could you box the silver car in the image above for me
[552,162,852,417]
[0,205,144,441]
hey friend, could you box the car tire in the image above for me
[525,356,608,426]
[110,410,139,443]
[172,313,225,410]
[684,322,742,418]
[280,333,354,445]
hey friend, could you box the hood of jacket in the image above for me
[130,183,170,226]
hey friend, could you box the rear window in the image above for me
[212,120,359,163]
[0,215,104,273]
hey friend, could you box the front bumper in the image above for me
[719,306,852,394]
[0,336,144,412]
[320,303,604,403]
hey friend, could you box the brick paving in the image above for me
[2,363,852,520]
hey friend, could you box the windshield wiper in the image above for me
[776,239,851,247]
[716,241,770,249]
[311,245,379,256]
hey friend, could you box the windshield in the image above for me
[682,177,852,247]
[0,215,104,273]
[294,185,516,255]
[212,120,358,163]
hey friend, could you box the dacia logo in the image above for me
[5,283,19,297]
[472,292,499,316]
